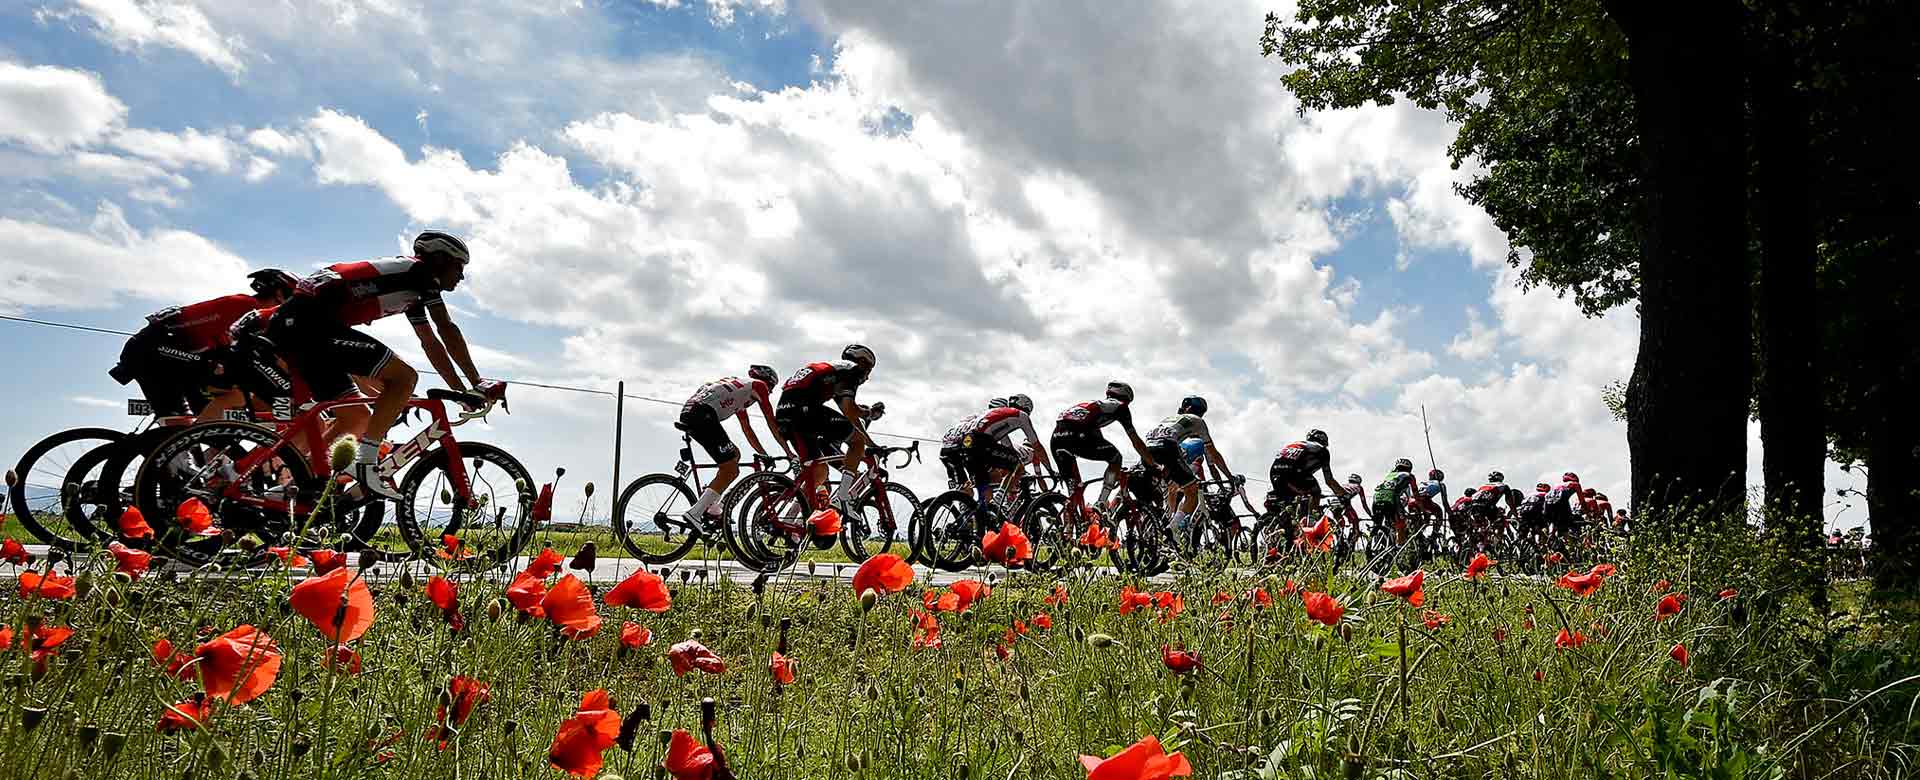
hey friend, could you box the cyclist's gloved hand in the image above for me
[866,401,886,422]
[475,379,507,400]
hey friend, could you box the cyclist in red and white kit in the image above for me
[265,231,498,497]
[110,269,300,423]
[774,345,877,515]
[678,366,793,524]
[959,394,1053,507]
[1050,381,1156,514]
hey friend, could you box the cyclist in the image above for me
[940,398,1007,489]
[1370,458,1419,543]
[1050,381,1156,515]
[1267,429,1347,527]
[1144,396,1240,539]
[677,366,794,524]
[110,269,300,424]
[1514,481,1552,543]
[265,231,498,497]
[959,394,1053,508]
[1543,472,1586,541]
[1465,470,1522,542]
[773,344,877,517]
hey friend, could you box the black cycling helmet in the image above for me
[1105,381,1134,403]
[747,364,778,386]
[1346,473,1363,485]
[1427,468,1444,481]
[1393,458,1413,473]
[1007,393,1033,414]
[1178,395,1207,416]
[247,269,300,298]
[1487,470,1505,483]
[842,344,876,370]
[1462,487,1477,497]
[413,230,470,266]
[1306,429,1329,447]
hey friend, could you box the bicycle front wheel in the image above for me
[722,471,802,573]
[396,442,536,570]
[840,482,918,562]
[613,473,700,564]
[915,490,981,573]
[1017,493,1071,573]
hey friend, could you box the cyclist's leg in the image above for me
[681,405,738,520]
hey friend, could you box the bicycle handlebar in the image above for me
[868,440,920,469]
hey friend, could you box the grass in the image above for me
[2,522,1916,780]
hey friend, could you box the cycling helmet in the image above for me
[1104,381,1134,403]
[1393,458,1413,473]
[1583,487,1596,497]
[1006,393,1033,413]
[1535,482,1551,492]
[1462,487,1477,497]
[1306,429,1329,447]
[413,230,470,266]
[1427,468,1445,481]
[1179,437,1206,463]
[1595,492,1608,501]
[1487,470,1505,483]
[747,364,778,386]
[247,269,300,298]
[842,344,877,370]
[1562,471,1580,483]
[1178,395,1208,416]
[988,397,1011,409]
[1346,473,1363,485]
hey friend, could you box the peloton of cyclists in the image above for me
[111,269,301,425]
[677,366,794,525]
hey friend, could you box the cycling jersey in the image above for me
[774,360,866,459]
[1450,495,1476,515]
[1271,440,1331,476]
[1516,489,1551,528]
[290,257,445,327]
[1470,483,1509,507]
[1145,413,1210,445]
[684,377,773,420]
[1371,471,1417,509]
[113,294,272,416]
[1055,398,1131,430]
[147,294,265,352]
[971,407,1039,446]
[779,361,866,406]
[942,414,981,448]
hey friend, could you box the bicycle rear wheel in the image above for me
[1112,505,1171,577]
[723,471,802,573]
[396,442,536,570]
[134,422,308,567]
[612,473,700,564]
[9,428,130,550]
[915,490,981,573]
[1017,493,1071,573]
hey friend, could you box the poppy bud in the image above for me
[1337,623,1352,642]
[357,550,381,570]
[957,762,971,780]
[102,731,128,757]
[206,742,227,772]
[1087,633,1116,648]
[330,436,359,472]
[759,613,772,629]
[584,482,595,499]
[859,589,879,612]
[488,598,506,622]
[290,738,310,757]
[1343,755,1364,780]
[570,542,597,573]
[616,708,647,752]
[105,587,123,608]
[288,688,304,704]
[77,721,99,746]
[846,753,862,771]
[503,719,519,736]
[251,748,266,767]
[690,628,704,640]
[3,470,12,487]
[397,569,416,590]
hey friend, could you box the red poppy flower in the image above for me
[18,571,75,599]
[667,640,726,677]
[118,506,154,539]
[1492,626,1508,642]
[0,626,12,650]
[1210,591,1233,606]
[1589,563,1617,578]
[606,568,672,613]
[1281,579,1300,596]
[981,521,1032,566]
[1299,516,1333,552]
[542,574,602,639]
[26,625,73,670]
[288,567,376,643]
[770,651,796,685]
[851,553,915,597]
[1032,613,1053,630]
[506,571,548,616]
[1246,587,1274,608]
[1554,628,1587,649]
[1654,593,1687,620]
[1160,646,1201,675]
[1080,521,1114,550]
[1670,642,1690,667]
[1543,551,1564,565]
[309,549,346,574]
[1045,584,1069,606]
[531,482,555,524]
[1303,592,1344,627]
[526,547,565,578]
[547,689,620,778]
[619,621,652,649]
[1007,618,1028,636]
[152,638,173,665]
[157,693,214,733]
[430,675,491,743]
[1533,669,1546,682]
[1079,734,1193,780]
[177,497,217,535]
[1717,588,1738,600]
[0,537,28,565]
[1465,553,1494,580]
[664,729,717,780]
[911,610,942,649]
[1421,610,1451,630]
[108,541,152,580]
[924,590,961,612]
[1153,591,1184,621]
[1380,570,1425,606]
[267,546,309,568]
[426,576,458,611]
[1556,571,1605,597]
[1651,579,1671,594]
[194,625,282,704]
[948,579,990,611]
[437,534,472,560]
[1118,585,1153,615]
[325,644,363,675]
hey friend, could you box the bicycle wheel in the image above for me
[134,422,310,567]
[612,473,700,564]
[915,490,981,573]
[1017,493,1071,573]
[9,428,127,549]
[396,442,536,569]
[840,482,917,562]
[1112,505,1171,577]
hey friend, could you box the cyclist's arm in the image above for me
[1121,421,1155,466]
[837,395,871,447]
[1204,441,1233,481]
[734,411,771,457]
[1320,463,1343,495]
[412,319,469,394]
[1019,416,1052,471]
[754,393,795,458]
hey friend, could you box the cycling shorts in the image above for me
[268,317,395,401]
[773,400,853,460]
[115,323,214,417]
[1050,425,1120,466]
[961,433,1020,486]
[1145,439,1196,487]
[678,404,739,464]
[1267,462,1320,500]
[938,445,969,489]
[215,343,297,402]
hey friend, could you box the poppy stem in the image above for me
[1396,610,1409,710]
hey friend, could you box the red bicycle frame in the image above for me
[214,395,473,516]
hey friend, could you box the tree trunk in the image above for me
[1749,20,1825,587]
[1609,0,1753,523]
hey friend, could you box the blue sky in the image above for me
[0,0,1868,531]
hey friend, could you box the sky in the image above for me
[0,0,1868,531]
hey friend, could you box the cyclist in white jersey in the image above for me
[1143,396,1243,536]
[959,394,1053,507]
[677,365,793,523]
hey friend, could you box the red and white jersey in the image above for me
[684,377,773,420]
[148,294,265,352]
[294,257,443,327]
[1056,398,1131,429]
[971,407,1040,446]
[942,414,981,447]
